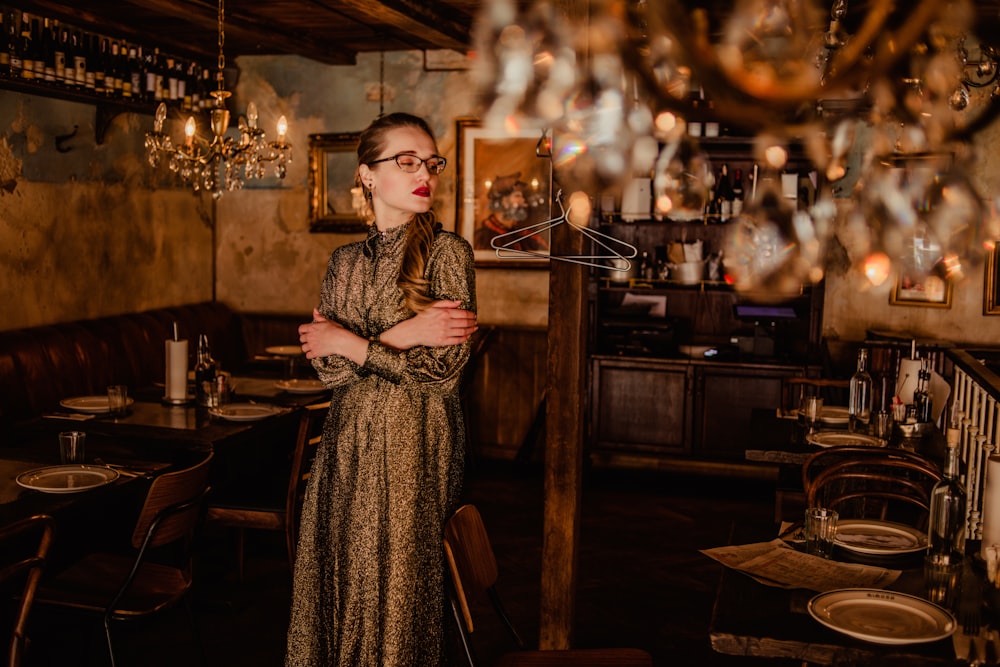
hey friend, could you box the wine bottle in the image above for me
[127,45,141,100]
[108,40,122,97]
[926,438,967,569]
[717,163,734,221]
[913,358,933,423]
[17,13,34,81]
[40,18,55,83]
[194,333,217,407]
[143,46,157,102]
[731,168,745,216]
[93,36,108,94]
[72,30,86,89]
[0,12,10,78]
[848,348,873,434]
[53,25,68,85]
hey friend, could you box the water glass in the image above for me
[804,507,838,559]
[59,430,86,464]
[800,396,823,435]
[208,375,230,408]
[873,410,893,440]
[107,384,129,418]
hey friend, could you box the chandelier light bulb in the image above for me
[184,117,197,146]
[247,101,259,129]
[277,116,288,144]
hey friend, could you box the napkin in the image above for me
[165,338,188,401]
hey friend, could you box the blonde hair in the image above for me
[357,113,439,313]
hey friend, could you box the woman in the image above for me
[286,112,478,666]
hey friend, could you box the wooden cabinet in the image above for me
[590,357,692,457]
[590,355,812,473]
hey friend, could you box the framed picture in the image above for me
[456,117,552,267]
[985,246,1000,315]
[308,133,367,233]
[889,273,953,308]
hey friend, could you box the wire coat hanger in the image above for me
[490,191,638,271]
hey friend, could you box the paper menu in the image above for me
[701,539,901,592]
[165,339,188,401]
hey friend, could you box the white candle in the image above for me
[165,339,189,401]
[981,455,1000,562]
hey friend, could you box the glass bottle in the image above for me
[194,333,217,407]
[913,359,933,423]
[848,348,872,433]
[926,439,967,569]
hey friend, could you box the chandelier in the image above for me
[144,0,291,199]
[472,0,1000,299]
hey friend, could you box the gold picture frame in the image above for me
[985,246,1000,315]
[889,273,953,308]
[455,117,552,267]
[308,132,367,233]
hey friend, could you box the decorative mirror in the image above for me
[308,133,367,233]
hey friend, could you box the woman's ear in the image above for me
[358,164,373,189]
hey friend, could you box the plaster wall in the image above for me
[0,92,211,331]
[820,117,1000,346]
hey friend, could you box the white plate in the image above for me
[16,465,120,493]
[59,395,136,414]
[808,588,955,645]
[819,406,850,426]
[209,402,282,422]
[834,519,927,556]
[266,345,303,356]
[275,379,327,394]
[807,431,886,448]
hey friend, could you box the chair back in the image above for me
[801,446,940,492]
[131,452,214,549]
[806,455,942,528]
[1,514,54,667]
[443,504,501,636]
[285,401,329,561]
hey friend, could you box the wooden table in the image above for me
[708,524,964,666]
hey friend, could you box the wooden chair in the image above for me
[806,455,942,529]
[206,400,329,579]
[1,514,54,667]
[443,504,653,667]
[33,453,213,667]
[802,446,941,494]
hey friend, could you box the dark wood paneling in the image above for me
[464,326,548,460]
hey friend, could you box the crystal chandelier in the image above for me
[472,0,1000,298]
[144,0,291,199]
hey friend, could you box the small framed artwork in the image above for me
[455,117,552,267]
[889,273,953,308]
[308,132,367,233]
[985,246,1000,315]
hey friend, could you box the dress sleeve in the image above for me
[311,249,372,389]
[361,233,477,387]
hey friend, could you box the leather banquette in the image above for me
[0,302,303,429]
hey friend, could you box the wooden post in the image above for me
[539,201,588,649]
[538,0,589,649]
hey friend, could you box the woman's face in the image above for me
[359,125,440,229]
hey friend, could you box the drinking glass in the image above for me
[804,507,838,558]
[800,395,823,435]
[107,384,128,418]
[59,430,86,465]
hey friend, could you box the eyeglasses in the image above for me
[368,153,447,175]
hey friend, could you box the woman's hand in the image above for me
[299,309,369,364]
[379,300,477,350]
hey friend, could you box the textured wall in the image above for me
[820,118,1000,345]
[0,92,211,331]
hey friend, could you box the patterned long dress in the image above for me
[285,221,476,667]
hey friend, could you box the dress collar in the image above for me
[363,221,409,258]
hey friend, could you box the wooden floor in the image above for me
[22,459,798,666]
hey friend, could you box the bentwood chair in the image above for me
[806,455,942,529]
[443,504,654,667]
[33,453,213,667]
[1,514,54,667]
[206,401,329,580]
